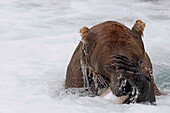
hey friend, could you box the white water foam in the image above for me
[0,0,170,113]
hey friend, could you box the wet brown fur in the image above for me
[65,20,162,96]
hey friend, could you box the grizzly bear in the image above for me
[65,20,162,104]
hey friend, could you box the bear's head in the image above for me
[80,20,155,104]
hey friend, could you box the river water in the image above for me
[0,0,170,113]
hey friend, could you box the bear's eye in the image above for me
[145,76,151,81]
[138,60,143,67]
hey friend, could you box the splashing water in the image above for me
[0,0,170,113]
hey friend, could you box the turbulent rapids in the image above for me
[65,20,162,104]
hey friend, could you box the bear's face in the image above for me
[80,20,155,104]
[109,56,155,104]
[134,71,155,104]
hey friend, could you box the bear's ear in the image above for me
[132,20,145,37]
[80,26,90,42]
